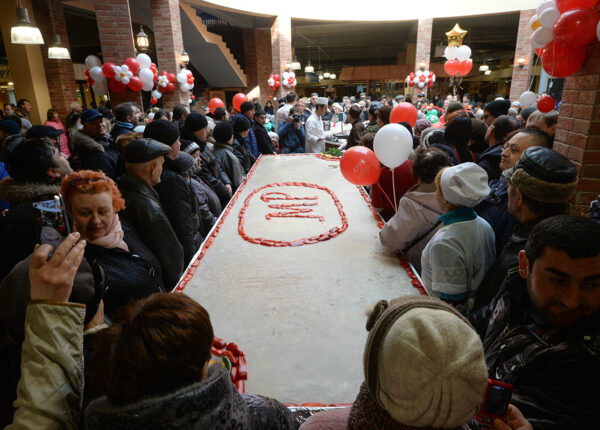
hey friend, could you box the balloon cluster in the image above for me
[406,70,436,89]
[443,45,473,76]
[267,73,281,91]
[530,0,600,78]
[281,71,297,88]
[520,90,557,113]
[177,69,195,104]
[424,106,441,123]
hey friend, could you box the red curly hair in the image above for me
[60,170,125,213]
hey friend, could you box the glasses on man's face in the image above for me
[69,177,109,187]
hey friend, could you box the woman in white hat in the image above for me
[421,162,495,313]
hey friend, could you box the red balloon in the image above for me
[459,59,473,76]
[535,48,543,56]
[124,57,140,74]
[102,63,116,78]
[127,76,143,92]
[157,84,167,93]
[150,63,157,73]
[432,121,444,129]
[428,80,434,88]
[208,97,225,114]
[553,8,600,48]
[541,41,586,78]
[232,93,248,112]
[340,146,381,186]
[273,73,279,80]
[556,0,598,13]
[160,70,167,76]
[167,73,176,83]
[409,81,414,87]
[537,95,555,113]
[166,82,175,92]
[109,79,126,94]
[151,97,158,105]
[390,102,418,127]
[444,60,460,76]
[409,72,415,79]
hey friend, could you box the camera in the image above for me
[475,379,513,425]
[292,115,301,123]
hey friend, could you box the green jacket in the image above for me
[7,302,85,430]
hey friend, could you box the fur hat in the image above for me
[363,296,488,428]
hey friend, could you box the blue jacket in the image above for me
[278,121,306,154]
[0,162,9,210]
[234,114,260,159]
[475,177,517,254]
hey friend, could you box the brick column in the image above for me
[94,0,141,107]
[509,9,536,101]
[151,0,186,108]
[31,0,78,121]
[271,15,291,99]
[554,38,600,216]
[414,18,433,99]
[244,29,273,105]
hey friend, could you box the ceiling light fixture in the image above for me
[11,0,44,45]
[136,26,149,52]
[484,70,491,76]
[291,57,301,70]
[479,65,489,72]
[48,34,70,59]
[330,73,336,80]
[323,72,330,78]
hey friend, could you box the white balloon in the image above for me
[537,0,555,18]
[531,27,553,49]
[180,82,190,92]
[456,45,472,62]
[126,71,133,79]
[121,64,129,72]
[597,17,600,42]
[418,82,425,88]
[520,91,537,107]
[136,53,152,69]
[290,71,295,78]
[444,46,458,60]
[139,68,154,84]
[122,77,130,85]
[188,99,193,104]
[529,15,539,29]
[373,124,413,169]
[282,71,290,81]
[177,72,188,84]
[89,66,104,81]
[85,55,102,70]
[148,112,155,120]
[142,80,154,91]
[92,79,108,95]
[189,83,194,90]
[113,66,122,77]
[152,90,162,99]
[539,7,560,28]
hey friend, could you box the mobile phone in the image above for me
[338,112,344,122]
[32,193,71,252]
[475,379,514,425]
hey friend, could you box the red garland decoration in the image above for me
[212,337,247,393]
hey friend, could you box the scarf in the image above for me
[77,214,129,252]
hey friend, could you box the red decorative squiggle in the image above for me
[262,191,323,222]
[238,182,348,247]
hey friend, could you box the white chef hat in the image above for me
[440,163,490,208]
[316,97,328,105]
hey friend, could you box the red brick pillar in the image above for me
[244,29,273,105]
[94,0,142,107]
[554,39,600,216]
[271,15,291,99]
[509,9,536,101]
[151,0,186,108]
[414,18,432,99]
[31,0,78,122]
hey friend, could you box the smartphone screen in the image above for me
[484,385,512,415]
[32,194,70,250]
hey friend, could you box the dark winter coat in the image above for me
[475,177,518,254]
[253,122,275,155]
[476,142,503,181]
[232,134,256,174]
[188,177,217,237]
[277,121,306,154]
[234,113,260,158]
[83,218,164,317]
[109,120,135,141]
[191,174,222,218]
[213,141,245,192]
[69,129,121,180]
[469,275,600,429]
[85,364,298,430]
[117,172,184,290]
[154,158,203,266]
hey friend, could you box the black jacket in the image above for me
[117,172,184,290]
[253,122,275,155]
[232,134,256,174]
[469,275,600,429]
[191,174,222,218]
[476,142,503,181]
[69,129,121,180]
[83,218,164,317]
[475,177,518,254]
[154,158,203,266]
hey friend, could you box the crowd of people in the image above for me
[0,88,598,430]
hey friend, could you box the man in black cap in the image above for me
[25,125,65,151]
[70,109,120,179]
[252,108,275,155]
[117,138,184,289]
[414,93,427,110]
[232,116,256,172]
[235,101,260,159]
[144,120,203,266]
[180,112,231,206]
[483,99,511,127]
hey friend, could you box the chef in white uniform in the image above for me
[305,97,332,153]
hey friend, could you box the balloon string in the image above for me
[375,182,397,215]
[391,168,397,212]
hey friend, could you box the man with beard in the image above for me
[110,103,139,140]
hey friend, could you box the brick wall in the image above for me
[414,18,432,98]
[271,15,291,99]
[554,39,600,216]
[151,0,186,108]
[32,0,78,122]
[244,29,273,105]
[509,9,536,101]
[93,0,141,107]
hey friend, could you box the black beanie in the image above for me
[184,112,209,132]
[233,116,251,133]
[484,99,511,118]
[214,121,234,143]
[240,101,255,113]
[143,119,180,146]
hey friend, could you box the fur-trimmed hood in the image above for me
[70,129,107,153]
[0,177,60,204]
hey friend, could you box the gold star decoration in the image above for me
[446,23,468,47]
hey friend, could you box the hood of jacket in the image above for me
[403,182,442,215]
[0,177,60,204]
[70,129,107,153]
[85,364,251,429]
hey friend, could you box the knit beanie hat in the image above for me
[503,146,578,203]
[233,116,251,133]
[214,121,234,143]
[184,112,209,132]
[143,119,179,146]
[364,296,488,428]
[240,101,255,114]
[484,99,511,118]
